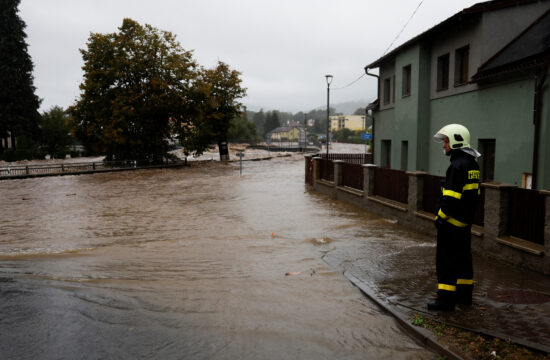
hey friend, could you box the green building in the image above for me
[366,0,550,190]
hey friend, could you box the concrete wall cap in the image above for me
[332,160,344,163]
[363,164,378,168]
[539,190,550,196]
[481,182,517,189]
[406,171,428,176]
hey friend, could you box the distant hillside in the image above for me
[313,100,370,115]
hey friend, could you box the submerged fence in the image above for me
[0,160,187,179]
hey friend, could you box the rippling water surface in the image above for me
[0,156,436,359]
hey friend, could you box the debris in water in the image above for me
[384,219,398,224]
[285,272,301,276]
[65,193,76,197]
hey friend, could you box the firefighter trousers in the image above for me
[436,222,473,304]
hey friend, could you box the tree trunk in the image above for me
[10,131,16,151]
[218,138,230,161]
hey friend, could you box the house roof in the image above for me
[365,0,543,70]
[471,8,550,81]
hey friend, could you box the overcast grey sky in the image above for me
[20,0,480,114]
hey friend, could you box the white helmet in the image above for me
[434,124,470,150]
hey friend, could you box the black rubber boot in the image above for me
[427,291,455,311]
[456,285,473,306]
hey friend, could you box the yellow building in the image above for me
[330,115,366,131]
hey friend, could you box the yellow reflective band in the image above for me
[463,183,479,191]
[447,217,469,227]
[437,209,448,219]
[442,189,462,199]
[438,284,456,292]
[457,279,474,285]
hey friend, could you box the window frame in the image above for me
[402,65,411,97]
[436,53,450,91]
[454,45,470,87]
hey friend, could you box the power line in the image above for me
[332,73,366,91]
[382,0,425,56]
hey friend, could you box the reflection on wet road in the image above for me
[0,156,436,359]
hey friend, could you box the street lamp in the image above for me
[325,74,333,156]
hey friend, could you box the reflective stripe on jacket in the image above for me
[436,150,480,227]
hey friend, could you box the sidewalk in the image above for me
[328,237,550,355]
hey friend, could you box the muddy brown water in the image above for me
[0,156,436,359]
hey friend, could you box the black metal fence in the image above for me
[508,187,546,245]
[341,162,364,190]
[319,159,334,182]
[373,167,408,204]
[319,153,372,165]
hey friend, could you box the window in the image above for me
[454,45,470,86]
[401,141,408,171]
[478,139,495,181]
[392,75,395,102]
[402,65,411,97]
[381,140,391,168]
[383,78,391,104]
[437,53,450,91]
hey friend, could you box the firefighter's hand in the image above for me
[434,217,443,229]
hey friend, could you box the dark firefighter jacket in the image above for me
[436,150,481,228]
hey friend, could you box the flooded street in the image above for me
[0,155,436,359]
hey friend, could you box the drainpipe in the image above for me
[365,66,379,164]
[532,65,547,190]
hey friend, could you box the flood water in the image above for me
[0,155,436,359]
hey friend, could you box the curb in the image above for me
[343,271,467,360]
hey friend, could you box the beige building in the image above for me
[330,115,366,131]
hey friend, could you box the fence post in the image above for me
[482,182,515,243]
[363,164,377,197]
[61,164,64,173]
[25,166,29,175]
[312,157,321,182]
[305,155,312,184]
[541,190,550,274]
[407,171,427,215]
[333,160,343,187]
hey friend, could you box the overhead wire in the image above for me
[331,73,366,91]
[382,0,425,56]
[327,0,424,92]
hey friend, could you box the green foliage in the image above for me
[40,106,73,158]
[179,61,246,157]
[332,128,369,144]
[264,111,281,135]
[252,109,266,136]
[0,0,41,153]
[353,107,366,115]
[70,18,197,162]
[228,112,256,141]
[0,135,41,162]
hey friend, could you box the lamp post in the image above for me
[325,74,333,156]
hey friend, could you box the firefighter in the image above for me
[428,124,481,311]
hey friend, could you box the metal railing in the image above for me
[318,153,372,164]
[319,158,334,182]
[0,159,186,179]
[373,167,409,204]
[508,187,546,245]
[341,162,364,190]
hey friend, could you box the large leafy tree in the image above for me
[70,18,196,162]
[183,61,246,160]
[40,106,73,158]
[0,0,41,154]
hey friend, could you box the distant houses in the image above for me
[365,0,550,190]
[329,115,367,132]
